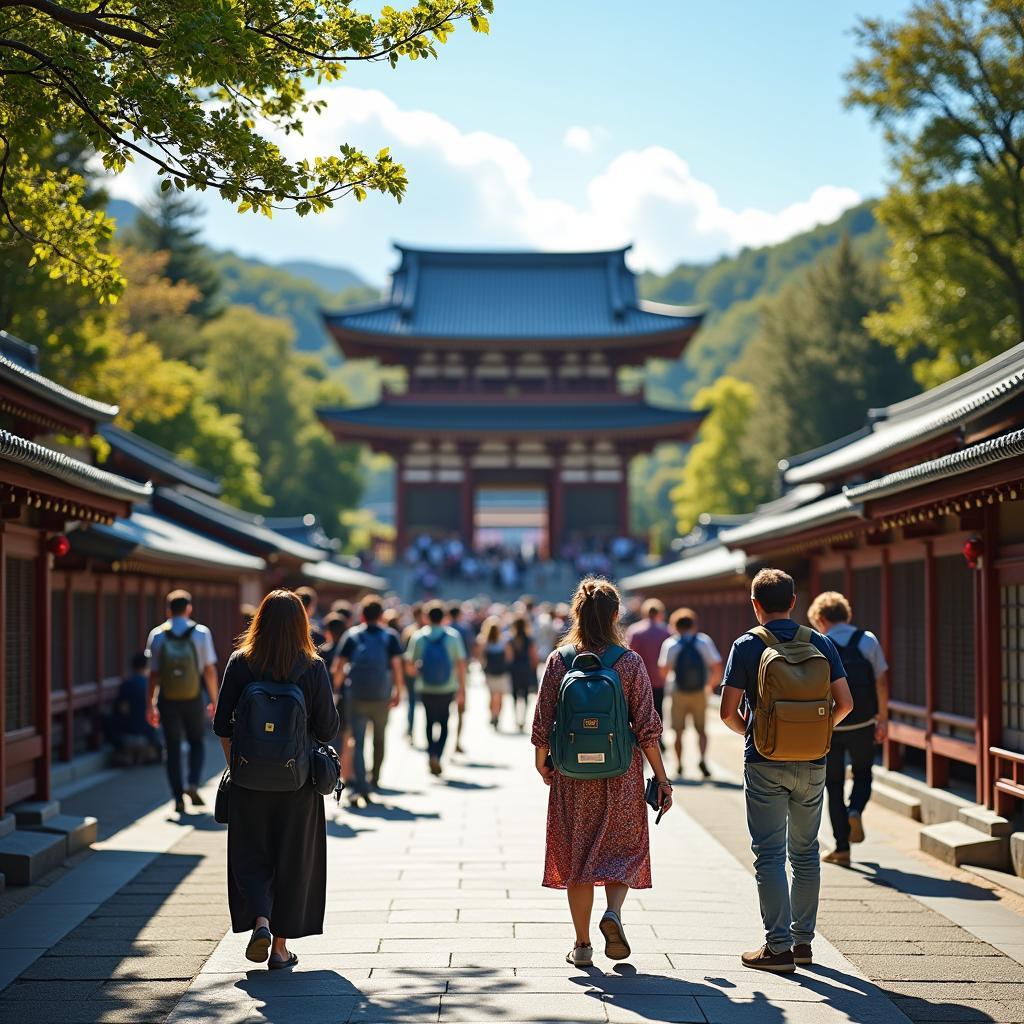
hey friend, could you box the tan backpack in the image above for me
[751,625,833,761]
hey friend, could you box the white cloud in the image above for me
[103,87,862,278]
[563,126,596,154]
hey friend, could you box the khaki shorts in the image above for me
[671,690,707,736]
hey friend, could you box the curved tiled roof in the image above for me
[0,429,151,503]
[621,544,748,593]
[719,493,862,549]
[782,345,1024,486]
[300,560,388,592]
[99,425,221,496]
[0,348,118,423]
[325,246,702,341]
[845,427,1024,503]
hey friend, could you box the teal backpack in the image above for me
[550,644,636,780]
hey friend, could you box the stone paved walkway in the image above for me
[2,678,1023,1023]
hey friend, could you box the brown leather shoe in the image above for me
[793,943,812,965]
[822,848,851,865]
[848,813,865,843]
[741,944,795,973]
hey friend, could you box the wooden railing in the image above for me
[991,746,1024,816]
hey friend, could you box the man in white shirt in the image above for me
[658,607,723,779]
[808,591,888,865]
[145,589,219,814]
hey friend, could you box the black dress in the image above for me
[214,652,339,937]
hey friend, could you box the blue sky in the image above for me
[110,0,913,286]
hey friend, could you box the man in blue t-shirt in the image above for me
[720,568,853,975]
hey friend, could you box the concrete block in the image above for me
[958,805,1013,837]
[871,780,922,820]
[0,829,66,885]
[873,766,977,824]
[920,820,1010,871]
[13,800,60,826]
[1012,833,1024,879]
[25,814,97,856]
[0,813,15,839]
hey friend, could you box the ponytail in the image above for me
[561,576,625,652]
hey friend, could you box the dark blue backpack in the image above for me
[231,678,309,792]
[347,627,392,701]
[674,635,707,692]
[419,632,452,686]
[837,629,878,726]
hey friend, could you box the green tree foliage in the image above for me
[0,0,493,300]
[639,202,889,405]
[846,0,1024,387]
[629,445,690,556]
[670,377,771,534]
[197,306,363,528]
[736,237,918,480]
[123,190,224,321]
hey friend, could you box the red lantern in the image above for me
[963,534,983,570]
[47,534,71,558]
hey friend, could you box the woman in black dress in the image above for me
[214,590,339,969]
[507,614,539,733]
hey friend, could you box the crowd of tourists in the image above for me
[128,567,886,975]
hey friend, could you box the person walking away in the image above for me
[146,590,219,814]
[322,614,354,793]
[507,615,539,732]
[480,616,510,729]
[334,597,404,805]
[448,604,476,754]
[405,601,466,775]
[626,600,671,747]
[295,586,326,646]
[106,653,163,765]
[807,591,888,865]
[401,603,425,742]
[719,569,853,973]
[658,608,723,779]
[532,577,672,968]
[214,590,339,970]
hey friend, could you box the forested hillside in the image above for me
[638,201,888,405]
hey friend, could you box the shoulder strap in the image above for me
[750,626,778,648]
[795,625,814,644]
[599,644,627,669]
[557,643,576,669]
[850,628,865,648]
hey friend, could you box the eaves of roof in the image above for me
[620,544,748,593]
[782,359,1024,487]
[0,351,118,423]
[718,493,862,549]
[99,425,222,496]
[844,426,1024,504]
[300,560,388,592]
[0,429,152,503]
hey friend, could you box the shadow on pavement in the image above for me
[851,861,999,901]
[441,779,497,791]
[673,776,743,791]
[802,962,996,1023]
[342,802,441,822]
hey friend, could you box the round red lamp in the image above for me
[962,534,983,569]
[47,534,71,558]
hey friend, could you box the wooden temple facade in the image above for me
[320,247,704,554]
[623,341,1024,817]
[0,332,384,820]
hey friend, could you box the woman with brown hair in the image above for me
[214,590,339,970]
[531,577,672,968]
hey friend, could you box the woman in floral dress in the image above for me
[531,577,673,968]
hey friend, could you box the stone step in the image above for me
[0,813,14,839]
[13,800,61,826]
[871,779,922,820]
[920,820,1010,871]
[24,814,97,856]
[0,829,66,885]
[872,767,977,824]
[958,805,1013,837]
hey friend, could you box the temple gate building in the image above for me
[319,246,704,555]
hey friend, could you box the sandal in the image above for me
[599,910,631,961]
[268,951,299,970]
[245,925,272,963]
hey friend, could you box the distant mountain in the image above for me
[106,198,141,230]
[276,260,365,296]
[212,251,376,352]
[639,201,888,405]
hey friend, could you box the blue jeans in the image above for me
[744,761,826,952]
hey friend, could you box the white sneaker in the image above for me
[566,943,593,967]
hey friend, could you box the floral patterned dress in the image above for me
[530,646,662,889]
